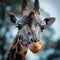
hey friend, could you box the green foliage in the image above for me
[0,0,22,5]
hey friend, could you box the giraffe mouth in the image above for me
[29,42,41,53]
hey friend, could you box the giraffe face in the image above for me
[16,11,42,53]
[7,11,55,53]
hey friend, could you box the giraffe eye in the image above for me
[19,34,23,40]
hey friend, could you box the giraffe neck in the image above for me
[6,35,27,60]
[15,42,27,60]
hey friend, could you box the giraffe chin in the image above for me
[29,42,41,53]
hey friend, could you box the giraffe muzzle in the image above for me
[29,37,41,53]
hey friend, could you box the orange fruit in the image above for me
[29,42,41,53]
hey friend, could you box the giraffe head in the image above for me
[7,0,55,53]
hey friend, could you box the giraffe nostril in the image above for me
[30,38,34,42]
[30,37,39,42]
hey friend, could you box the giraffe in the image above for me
[6,0,55,60]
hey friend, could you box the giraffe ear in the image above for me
[7,12,17,23]
[44,17,55,28]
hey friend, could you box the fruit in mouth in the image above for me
[29,42,41,53]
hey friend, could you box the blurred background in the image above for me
[0,0,60,60]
